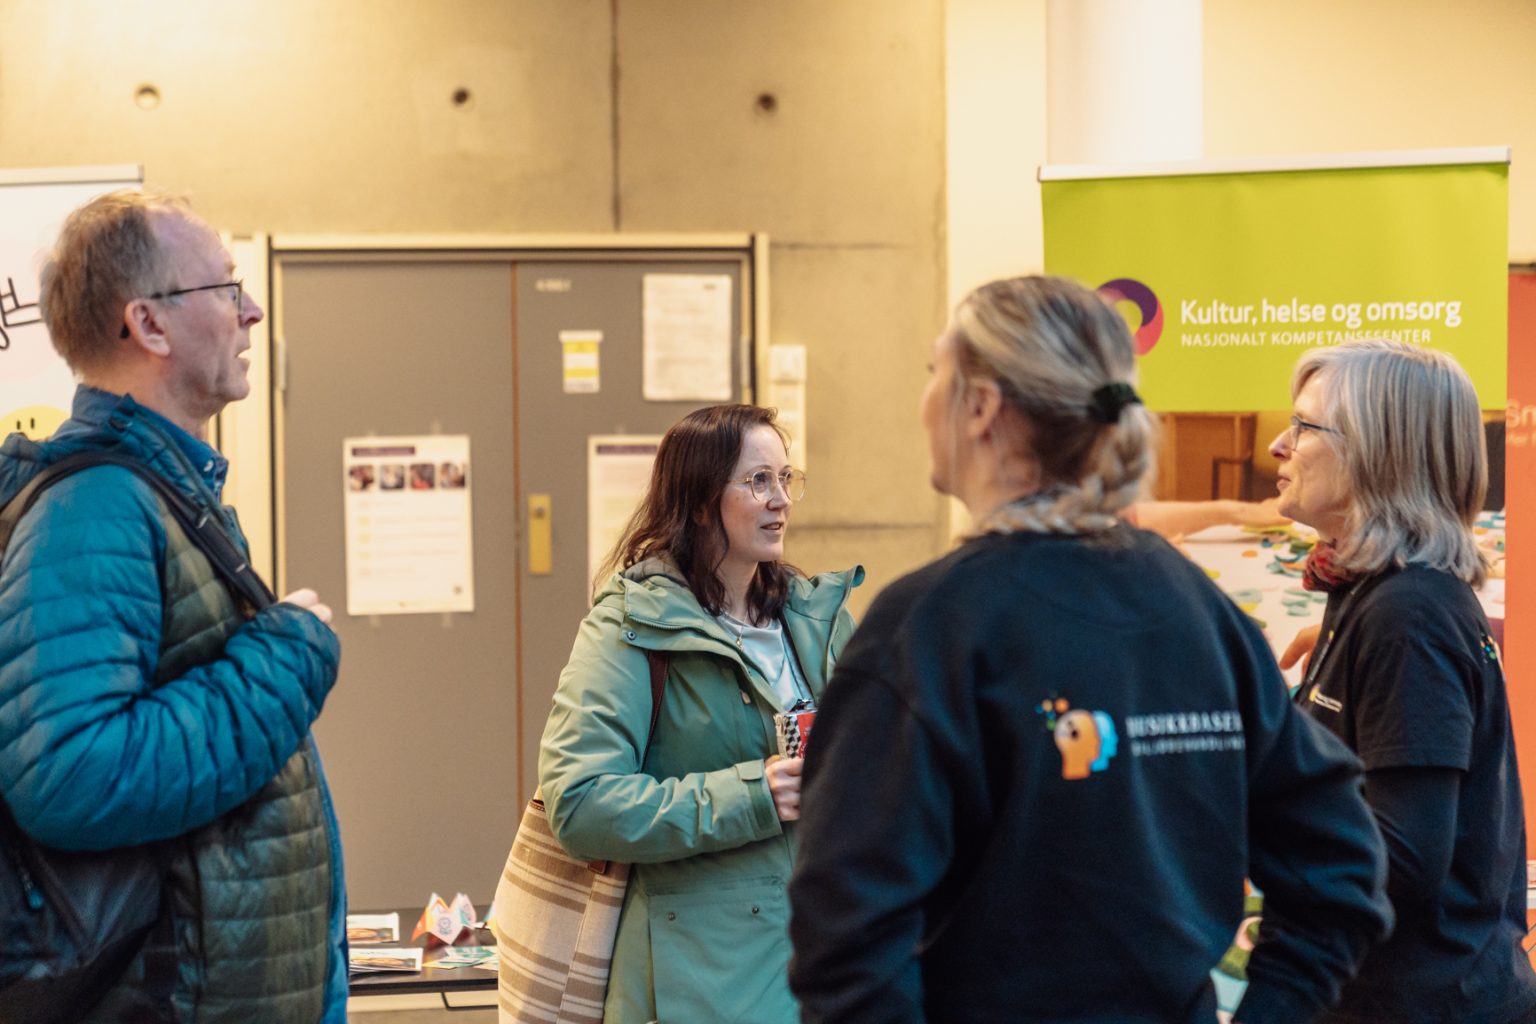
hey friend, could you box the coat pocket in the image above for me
[646,876,795,1024]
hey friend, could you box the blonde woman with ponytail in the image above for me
[788,276,1391,1024]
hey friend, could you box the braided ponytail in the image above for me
[952,276,1157,537]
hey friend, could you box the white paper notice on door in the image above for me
[767,344,808,473]
[560,329,602,394]
[641,273,733,402]
[588,436,662,589]
[343,435,475,616]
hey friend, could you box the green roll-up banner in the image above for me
[1041,150,1509,410]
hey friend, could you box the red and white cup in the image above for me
[774,706,817,759]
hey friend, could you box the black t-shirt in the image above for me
[1299,564,1536,1024]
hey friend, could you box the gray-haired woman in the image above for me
[787,276,1392,1024]
[1273,339,1536,1024]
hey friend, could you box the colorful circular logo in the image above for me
[1038,696,1118,780]
[1097,278,1163,356]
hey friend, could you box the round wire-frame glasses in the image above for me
[735,468,806,502]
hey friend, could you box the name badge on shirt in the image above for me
[1308,685,1343,713]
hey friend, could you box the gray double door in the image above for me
[276,250,750,907]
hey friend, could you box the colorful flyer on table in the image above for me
[411,891,479,947]
[345,911,400,944]
[347,947,423,973]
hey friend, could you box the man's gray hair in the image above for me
[38,190,192,374]
[1294,339,1488,586]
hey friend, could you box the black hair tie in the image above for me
[1088,382,1141,424]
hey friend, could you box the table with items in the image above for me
[346,901,496,1012]
[1177,514,1505,681]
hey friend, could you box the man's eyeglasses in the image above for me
[151,279,244,308]
[120,280,245,338]
[734,468,806,503]
[1285,415,1341,448]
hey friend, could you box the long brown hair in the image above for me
[599,404,801,622]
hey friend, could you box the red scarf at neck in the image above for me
[1302,541,1354,593]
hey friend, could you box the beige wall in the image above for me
[946,0,1048,304]
[0,0,950,616]
[1205,0,1536,259]
[943,0,1536,291]
[0,1,616,234]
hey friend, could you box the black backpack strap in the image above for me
[1,451,274,1009]
[0,450,275,613]
[0,453,245,1013]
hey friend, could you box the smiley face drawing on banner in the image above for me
[0,170,143,442]
[1097,278,1164,356]
[2,403,69,441]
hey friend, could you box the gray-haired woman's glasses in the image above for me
[734,468,806,503]
[1286,415,1341,448]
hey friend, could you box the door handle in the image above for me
[528,494,552,575]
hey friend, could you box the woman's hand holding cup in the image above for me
[764,754,804,821]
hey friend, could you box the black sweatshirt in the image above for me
[1299,565,1536,1024]
[789,527,1392,1024]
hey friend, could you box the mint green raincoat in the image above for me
[540,558,862,1024]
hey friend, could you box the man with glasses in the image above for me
[0,192,346,1022]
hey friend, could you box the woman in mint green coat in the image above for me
[540,404,861,1024]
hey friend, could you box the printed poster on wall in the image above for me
[343,435,474,616]
[642,273,733,401]
[767,344,809,474]
[588,436,662,590]
[1040,150,1509,410]
[560,329,601,393]
[0,167,142,440]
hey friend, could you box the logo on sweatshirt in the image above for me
[1482,633,1503,670]
[1038,696,1118,780]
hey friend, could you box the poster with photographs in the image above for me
[343,435,474,616]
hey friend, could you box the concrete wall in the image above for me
[0,0,950,616]
[610,4,952,602]
[3,0,1532,603]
